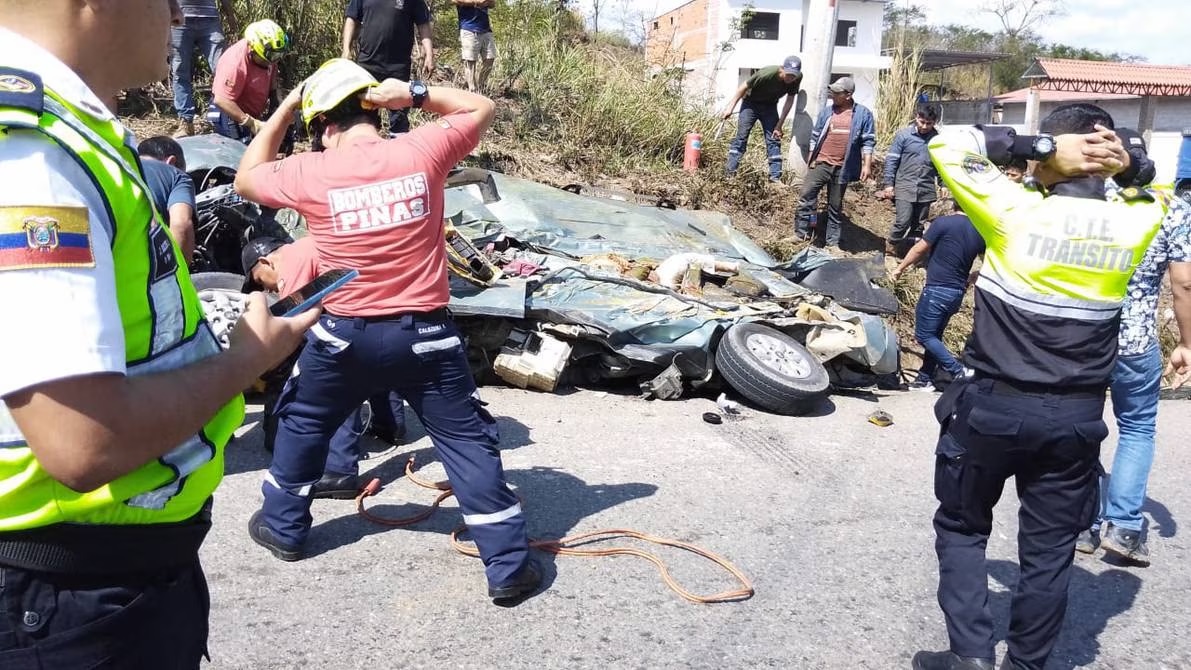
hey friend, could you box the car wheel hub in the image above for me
[746,332,811,378]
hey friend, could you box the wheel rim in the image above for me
[745,332,812,379]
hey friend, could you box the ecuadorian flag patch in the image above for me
[0,206,94,271]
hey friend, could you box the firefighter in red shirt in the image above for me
[233,59,539,603]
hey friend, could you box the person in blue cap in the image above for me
[721,55,803,182]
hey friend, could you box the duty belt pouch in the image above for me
[933,377,968,428]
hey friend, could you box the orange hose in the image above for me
[355,456,754,604]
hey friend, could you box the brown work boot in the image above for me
[172,119,194,138]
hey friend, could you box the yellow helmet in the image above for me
[244,19,290,62]
[301,58,380,127]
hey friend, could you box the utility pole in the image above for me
[790,0,840,177]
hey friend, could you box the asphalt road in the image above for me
[203,387,1191,670]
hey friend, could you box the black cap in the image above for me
[240,236,287,292]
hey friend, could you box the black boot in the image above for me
[911,650,994,670]
[488,558,543,603]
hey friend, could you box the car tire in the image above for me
[191,271,246,292]
[715,322,829,415]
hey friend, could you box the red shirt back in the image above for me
[212,39,276,119]
[246,112,481,316]
[276,236,320,299]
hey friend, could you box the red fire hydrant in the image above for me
[683,131,703,172]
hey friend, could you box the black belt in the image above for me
[0,503,211,575]
[328,307,450,324]
[974,376,1106,399]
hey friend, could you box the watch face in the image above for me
[411,82,428,96]
[1036,136,1055,154]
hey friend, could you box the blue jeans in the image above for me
[914,284,966,382]
[1101,345,1163,532]
[170,17,224,122]
[726,100,782,180]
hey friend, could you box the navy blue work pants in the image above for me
[0,561,209,669]
[931,378,1106,669]
[263,311,530,588]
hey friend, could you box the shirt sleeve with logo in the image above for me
[0,133,125,397]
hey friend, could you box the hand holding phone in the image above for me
[269,268,359,317]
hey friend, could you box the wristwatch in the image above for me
[1031,133,1056,162]
[409,80,428,109]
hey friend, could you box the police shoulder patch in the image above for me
[0,206,95,271]
[1119,186,1155,203]
[0,67,44,116]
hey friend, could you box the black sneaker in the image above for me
[1101,523,1151,566]
[488,558,543,603]
[248,510,305,562]
[908,379,936,393]
[911,651,994,670]
[1075,528,1100,554]
[312,473,360,500]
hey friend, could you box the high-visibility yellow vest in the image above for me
[929,128,1169,386]
[0,76,243,530]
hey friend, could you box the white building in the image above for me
[645,0,891,114]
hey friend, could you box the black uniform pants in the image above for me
[932,378,1107,670]
[0,560,209,669]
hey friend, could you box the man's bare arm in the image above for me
[5,294,318,492]
[168,202,195,261]
[342,18,358,59]
[369,79,496,135]
[892,239,931,279]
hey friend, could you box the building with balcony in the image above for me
[645,0,891,114]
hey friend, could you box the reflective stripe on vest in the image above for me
[0,88,244,530]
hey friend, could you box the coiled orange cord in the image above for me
[356,456,754,604]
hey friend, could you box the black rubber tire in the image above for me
[191,271,246,292]
[715,322,829,415]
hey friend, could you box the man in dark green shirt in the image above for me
[722,55,802,181]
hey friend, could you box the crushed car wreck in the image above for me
[180,134,900,416]
[441,171,900,415]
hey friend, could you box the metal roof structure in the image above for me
[1024,58,1191,97]
[882,48,1010,73]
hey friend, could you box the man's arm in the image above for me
[858,108,876,181]
[342,17,359,59]
[891,238,931,280]
[7,293,318,492]
[235,88,304,206]
[168,202,196,262]
[370,78,496,137]
[720,82,748,119]
[1167,261,1191,388]
[774,92,796,140]
[417,22,434,74]
[882,130,905,197]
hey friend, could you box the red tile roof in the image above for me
[1029,58,1191,96]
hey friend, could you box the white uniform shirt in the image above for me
[0,27,126,399]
